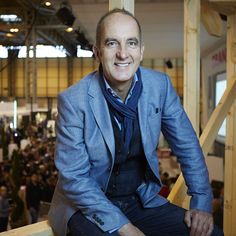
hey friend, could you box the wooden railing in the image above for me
[0,221,53,236]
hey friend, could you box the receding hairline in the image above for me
[95,8,142,46]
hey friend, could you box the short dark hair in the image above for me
[95,8,142,47]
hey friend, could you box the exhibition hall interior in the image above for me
[0,0,235,235]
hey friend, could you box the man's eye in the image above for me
[128,41,138,48]
[106,41,118,47]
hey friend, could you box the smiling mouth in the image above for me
[114,63,130,67]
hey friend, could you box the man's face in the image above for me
[94,13,144,87]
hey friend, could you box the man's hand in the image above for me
[118,223,145,236]
[184,209,214,236]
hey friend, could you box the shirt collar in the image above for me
[103,74,138,103]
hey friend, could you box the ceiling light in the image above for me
[45,1,51,7]
[10,28,19,33]
[65,27,73,32]
[6,33,14,37]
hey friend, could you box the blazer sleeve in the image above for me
[54,92,129,232]
[160,74,213,213]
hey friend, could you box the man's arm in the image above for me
[161,74,213,235]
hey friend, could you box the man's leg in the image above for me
[68,196,224,236]
[124,197,223,236]
[68,210,119,236]
[124,199,189,236]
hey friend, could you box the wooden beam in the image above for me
[224,13,236,235]
[183,0,200,135]
[200,78,236,156]
[0,221,53,236]
[201,1,223,37]
[208,0,236,16]
[170,0,201,208]
[169,77,236,204]
[109,0,134,14]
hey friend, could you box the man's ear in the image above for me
[93,45,100,61]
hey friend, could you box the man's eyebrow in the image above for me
[104,37,139,44]
[127,37,139,42]
[104,38,118,44]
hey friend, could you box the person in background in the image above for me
[26,174,41,223]
[0,186,10,232]
[48,8,223,236]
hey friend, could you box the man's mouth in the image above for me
[114,63,130,67]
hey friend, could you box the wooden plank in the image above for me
[200,78,236,156]
[183,0,200,135]
[169,78,236,204]
[201,1,223,37]
[208,0,236,16]
[169,0,201,207]
[224,13,236,236]
[0,221,54,236]
[167,173,187,206]
[109,0,134,14]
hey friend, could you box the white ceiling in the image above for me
[68,0,226,59]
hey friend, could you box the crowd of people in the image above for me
[0,119,57,231]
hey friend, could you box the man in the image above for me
[48,8,223,236]
[26,174,41,223]
[0,186,10,232]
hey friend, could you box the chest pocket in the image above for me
[147,101,162,148]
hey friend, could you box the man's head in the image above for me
[93,8,144,88]
[0,186,7,198]
[31,173,38,184]
[95,8,143,47]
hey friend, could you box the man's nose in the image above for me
[116,44,128,59]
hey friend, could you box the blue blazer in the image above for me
[48,67,212,236]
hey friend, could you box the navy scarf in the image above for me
[99,66,143,155]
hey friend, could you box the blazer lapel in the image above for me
[88,73,115,159]
[138,79,149,150]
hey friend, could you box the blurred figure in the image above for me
[0,186,10,232]
[26,174,41,223]
[212,186,224,229]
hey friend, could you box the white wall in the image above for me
[201,43,226,130]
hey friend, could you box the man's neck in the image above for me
[106,79,133,102]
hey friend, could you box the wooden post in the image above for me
[224,13,236,236]
[109,0,134,14]
[169,0,201,208]
[183,0,200,135]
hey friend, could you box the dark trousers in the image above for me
[68,195,224,236]
[0,217,8,232]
